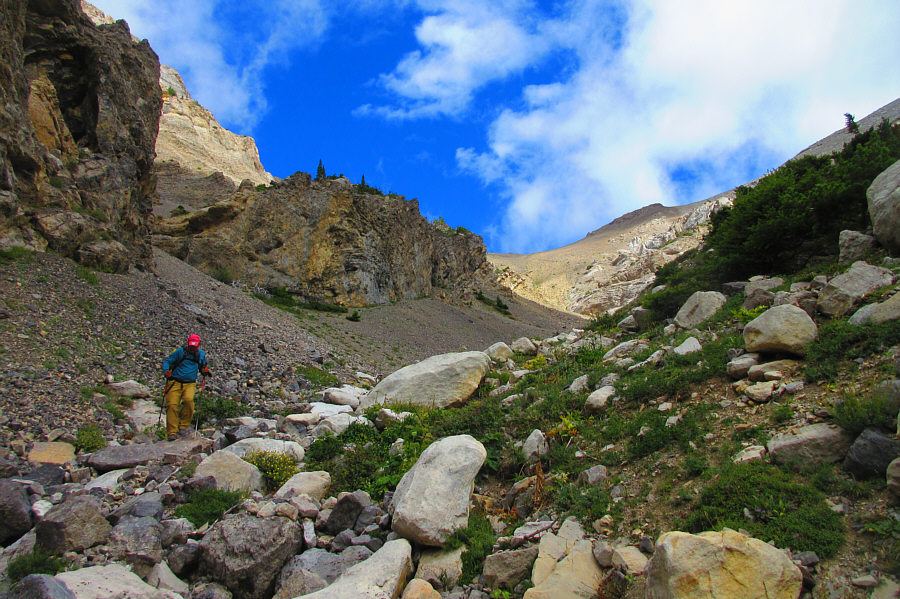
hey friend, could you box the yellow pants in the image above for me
[164,381,196,436]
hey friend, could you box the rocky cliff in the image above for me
[154,174,489,306]
[0,0,161,272]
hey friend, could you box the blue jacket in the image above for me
[163,346,207,383]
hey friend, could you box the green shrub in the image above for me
[211,266,233,284]
[75,266,100,286]
[553,480,612,523]
[243,450,299,492]
[193,394,246,426]
[804,319,900,381]
[48,175,64,188]
[306,433,343,462]
[296,365,339,387]
[346,310,361,322]
[831,392,895,436]
[770,402,793,424]
[170,205,188,217]
[445,509,496,585]
[166,86,176,96]
[682,461,844,556]
[173,488,243,526]
[0,246,33,264]
[6,548,68,583]
[74,423,107,452]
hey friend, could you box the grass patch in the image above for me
[475,290,511,316]
[262,287,349,314]
[75,265,100,286]
[0,246,34,264]
[552,480,612,524]
[6,548,68,583]
[194,393,247,426]
[831,391,896,436]
[804,319,900,382]
[296,364,339,387]
[74,423,107,453]
[682,461,844,556]
[173,488,244,526]
[445,508,496,585]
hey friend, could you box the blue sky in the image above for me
[91,0,899,254]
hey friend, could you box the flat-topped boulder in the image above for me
[743,304,817,357]
[194,450,264,493]
[86,438,209,472]
[222,438,305,462]
[361,351,491,410]
[56,564,181,599]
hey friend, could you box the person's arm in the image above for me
[162,348,181,378]
[200,351,211,377]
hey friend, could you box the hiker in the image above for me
[162,334,211,441]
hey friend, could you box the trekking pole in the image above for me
[158,379,175,428]
[193,376,206,434]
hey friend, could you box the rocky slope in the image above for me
[0,0,161,272]
[154,173,493,307]
[490,97,900,317]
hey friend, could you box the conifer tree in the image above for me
[361,174,366,186]
[316,160,326,180]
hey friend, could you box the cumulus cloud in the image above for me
[377,0,900,252]
[89,0,329,131]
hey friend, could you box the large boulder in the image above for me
[0,480,32,545]
[55,564,181,599]
[743,304,817,357]
[483,546,539,590]
[817,261,896,317]
[361,352,491,410]
[278,546,373,587]
[767,423,853,467]
[199,513,303,599]
[523,520,602,599]
[108,516,163,577]
[193,450,264,493]
[645,529,802,599]
[850,292,900,326]
[486,342,514,361]
[275,471,331,501]
[86,438,208,472]
[293,539,412,599]
[673,291,727,329]
[36,496,111,554]
[867,158,900,254]
[27,443,75,466]
[390,435,486,546]
[839,230,876,264]
[7,574,76,599]
[843,428,900,480]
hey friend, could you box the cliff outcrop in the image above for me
[0,0,161,272]
[154,175,489,306]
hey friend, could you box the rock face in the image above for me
[36,496,111,554]
[867,158,900,254]
[390,435,486,546]
[817,261,896,317]
[295,539,412,599]
[362,351,491,410]
[155,65,271,187]
[743,304,817,357]
[154,174,489,306]
[199,514,303,599]
[646,529,802,599]
[0,480,32,545]
[0,0,160,270]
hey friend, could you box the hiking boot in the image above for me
[178,429,196,439]
[167,434,177,442]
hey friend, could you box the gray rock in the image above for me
[109,516,163,577]
[744,277,785,296]
[275,471,332,501]
[273,567,327,599]
[843,428,900,480]
[7,574,76,599]
[199,513,302,599]
[744,305,817,357]
[726,354,759,379]
[324,490,372,534]
[289,539,412,599]
[194,582,233,599]
[361,351,491,410]
[867,158,900,254]
[482,546,539,589]
[584,386,616,413]
[511,337,538,355]
[280,546,373,585]
[391,435,486,546]
[55,564,182,599]
[523,429,549,462]
[146,561,189,596]
[742,288,775,310]
[110,492,163,524]
[36,495,111,554]
[21,465,65,487]
[0,479,32,545]
[86,438,207,472]
[767,423,853,466]
[485,342,514,361]
[673,337,702,356]
[167,541,200,576]
[193,450,264,493]
[817,261,895,317]
[839,230,876,264]
[160,518,195,548]
[578,465,608,485]
[673,291,727,329]
[221,438,305,462]
[887,458,900,499]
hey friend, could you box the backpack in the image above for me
[171,346,203,371]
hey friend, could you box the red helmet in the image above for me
[187,334,201,347]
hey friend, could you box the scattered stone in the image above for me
[584,386,616,413]
[887,458,900,498]
[482,546,539,590]
[7,574,76,599]
[839,230,876,264]
[523,429,549,462]
[147,561,189,595]
[673,337,701,356]
[645,529,802,599]
[611,546,648,575]
[578,465,608,485]
[0,479,32,545]
[56,565,182,598]
[27,442,76,466]
[511,337,538,355]
[107,379,153,398]
[415,546,463,590]
[744,381,776,403]
[726,354,759,379]
[733,445,766,463]
[401,578,441,599]
[84,468,129,492]
[108,516,163,577]
[391,435,486,546]
[747,360,798,382]
[279,546,373,586]
[222,438,305,462]
[567,374,590,393]
[86,438,207,472]
[817,261,895,317]
[524,538,602,599]
[486,342,514,361]
[361,351,491,409]
[324,490,372,534]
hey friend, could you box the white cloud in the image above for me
[89,0,329,131]
[447,0,900,252]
